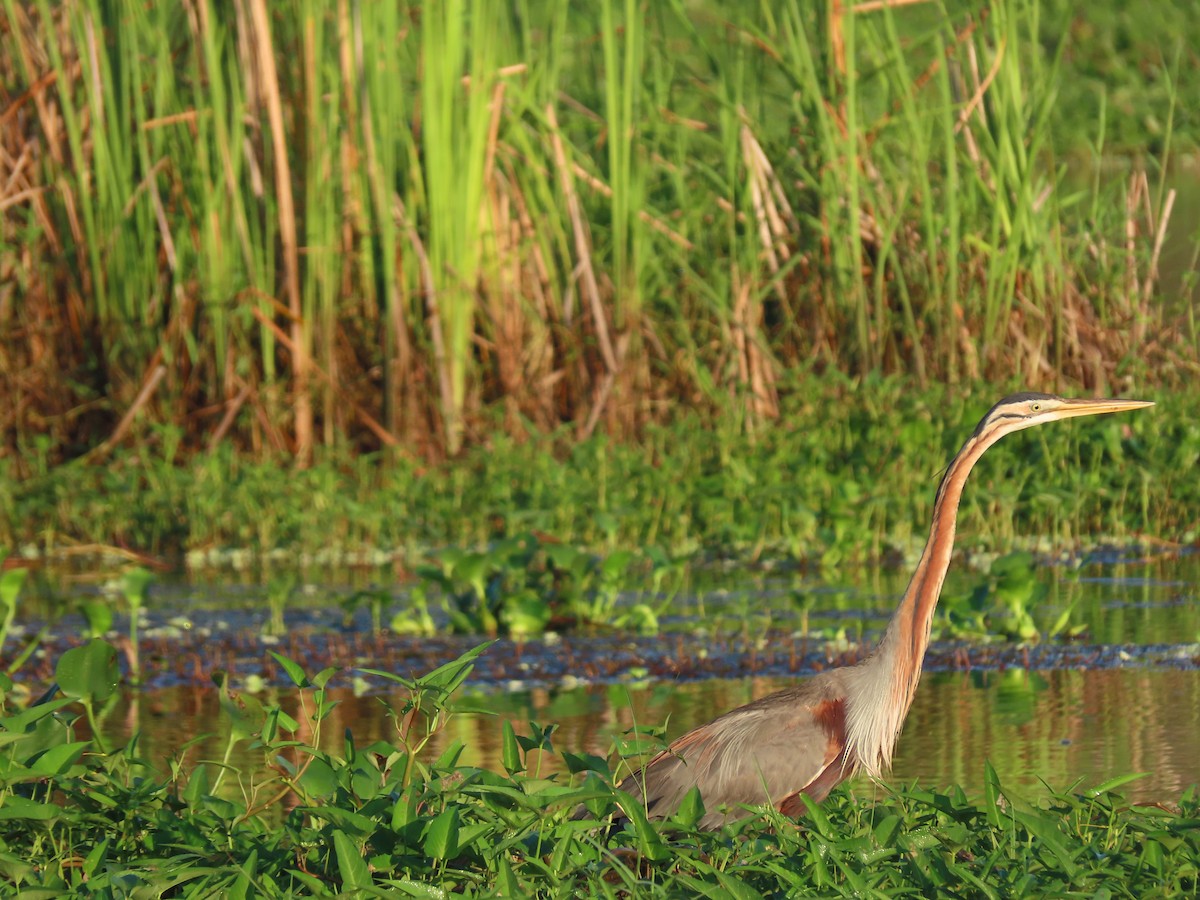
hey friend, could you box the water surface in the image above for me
[100,666,1198,805]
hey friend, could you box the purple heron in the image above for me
[611,393,1152,829]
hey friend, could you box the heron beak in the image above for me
[1054,397,1155,419]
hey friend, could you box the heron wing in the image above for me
[617,675,852,828]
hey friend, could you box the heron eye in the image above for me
[1031,403,1041,412]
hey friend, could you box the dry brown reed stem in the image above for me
[250,305,398,447]
[547,101,620,440]
[393,195,452,454]
[1143,189,1176,308]
[568,159,692,251]
[741,118,795,306]
[853,0,931,13]
[248,0,311,467]
[546,103,617,374]
[1125,171,1148,315]
[955,37,1006,136]
[88,364,167,461]
[207,381,253,453]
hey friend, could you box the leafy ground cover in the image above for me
[3,378,1189,568]
[1,641,1196,897]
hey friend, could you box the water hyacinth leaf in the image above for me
[456,554,489,601]
[0,567,27,614]
[78,599,114,639]
[56,639,119,702]
[619,602,659,634]
[599,550,633,583]
[122,567,154,607]
[500,590,551,637]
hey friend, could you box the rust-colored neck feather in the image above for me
[844,425,1005,776]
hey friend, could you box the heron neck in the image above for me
[879,429,999,707]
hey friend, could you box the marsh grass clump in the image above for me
[0,0,1191,466]
[5,377,1187,566]
[0,641,1196,895]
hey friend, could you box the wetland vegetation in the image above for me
[2,0,1200,894]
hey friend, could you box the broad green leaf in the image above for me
[423,807,461,860]
[30,741,89,777]
[0,568,27,612]
[122,567,154,608]
[56,640,119,702]
[670,786,706,828]
[0,795,63,822]
[333,829,372,891]
[77,600,114,639]
[615,796,670,861]
[269,653,309,688]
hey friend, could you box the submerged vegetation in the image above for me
[0,641,1196,896]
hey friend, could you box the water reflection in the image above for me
[101,668,1199,805]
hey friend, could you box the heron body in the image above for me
[615,393,1152,829]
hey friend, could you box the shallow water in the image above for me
[27,546,1200,806]
[98,666,1198,805]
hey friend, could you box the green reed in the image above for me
[0,0,1189,463]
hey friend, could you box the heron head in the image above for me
[973,392,1154,440]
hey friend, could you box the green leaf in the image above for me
[122,567,154,608]
[56,639,119,702]
[500,590,551,637]
[296,757,338,799]
[305,806,377,839]
[423,807,461,860]
[615,796,670,861]
[420,642,494,694]
[269,653,309,688]
[1086,773,1148,797]
[82,838,109,880]
[670,786,706,828]
[500,720,522,775]
[0,568,28,613]
[0,795,63,822]
[77,600,114,639]
[333,829,372,892]
[30,741,89,777]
